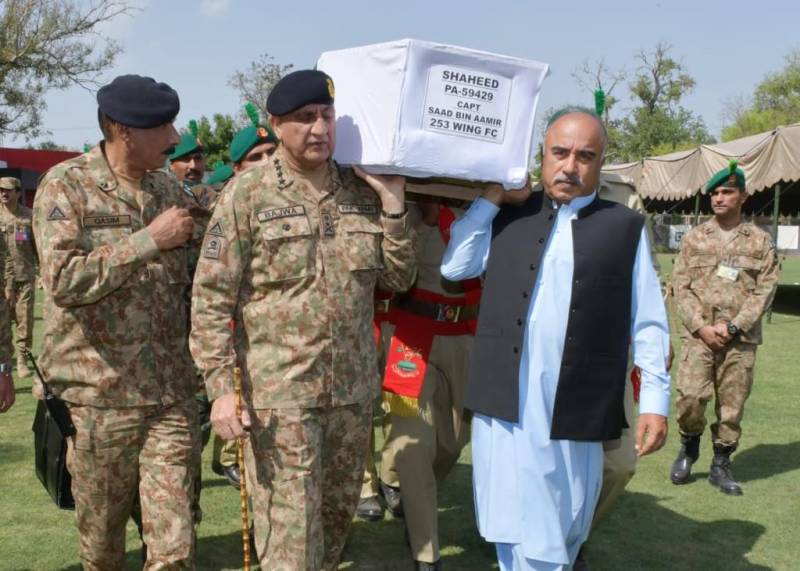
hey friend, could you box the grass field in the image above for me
[1,260,798,570]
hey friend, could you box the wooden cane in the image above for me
[233,366,251,571]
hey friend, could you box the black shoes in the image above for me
[379,480,404,518]
[211,461,241,489]
[356,495,385,522]
[670,434,701,485]
[414,560,442,570]
[709,444,743,496]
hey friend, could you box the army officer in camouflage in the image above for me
[191,69,416,570]
[33,75,200,569]
[670,161,779,495]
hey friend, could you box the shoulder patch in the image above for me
[203,236,224,260]
[256,205,305,223]
[47,206,67,221]
[207,220,225,237]
[338,203,379,215]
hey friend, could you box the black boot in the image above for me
[670,434,701,485]
[709,444,743,496]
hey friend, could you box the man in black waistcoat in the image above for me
[441,108,671,570]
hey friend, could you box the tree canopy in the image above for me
[0,0,133,140]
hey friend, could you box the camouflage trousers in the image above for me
[244,400,373,571]
[66,400,199,570]
[676,338,757,446]
[10,279,33,362]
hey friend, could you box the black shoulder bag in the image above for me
[26,350,75,510]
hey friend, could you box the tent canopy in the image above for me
[602,123,800,201]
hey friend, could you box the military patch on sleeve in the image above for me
[47,206,67,221]
[256,205,305,223]
[338,203,378,215]
[83,214,132,228]
[207,220,225,237]
[203,236,224,260]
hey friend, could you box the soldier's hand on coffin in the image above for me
[0,373,15,413]
[353,166,406,215]
[210,392,252,440]
[482,180,533,206]
[147,206,194,251]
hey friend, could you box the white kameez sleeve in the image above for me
[440,198,499,280]
[630,227,672,417]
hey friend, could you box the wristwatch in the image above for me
[0,362,13,374]
[727,322,740,337]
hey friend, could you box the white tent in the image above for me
[602,123,800,201]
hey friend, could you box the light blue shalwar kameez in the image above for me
[441,193,671,571]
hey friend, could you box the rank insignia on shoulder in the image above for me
[47,206,67,221]
[207,220,225,237]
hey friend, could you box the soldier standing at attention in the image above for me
[0,176,37,378]
[670,161,779,495]
[190,69,416,570]
[32,74,200,569]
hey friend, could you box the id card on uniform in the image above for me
[15,227,30,242]
[716,264,739,281]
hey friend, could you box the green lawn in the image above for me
[1,291,799,570]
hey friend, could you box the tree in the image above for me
[228,53,293,121]
[0,0,134,140]
[571,58,627,126]
[177,114,237,169]
[721,49,800,141]
[613,43,713,162]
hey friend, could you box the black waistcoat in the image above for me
[464,190,645,441]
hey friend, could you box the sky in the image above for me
[6,0,799,150]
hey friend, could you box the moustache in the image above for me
[553,174,582,186]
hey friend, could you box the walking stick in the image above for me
[234,366,251,571]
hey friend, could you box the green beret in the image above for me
[0,177,21,190]
[207,162,234,185]
[97,74,179,128]
[170,119,203,161]
[705,160,745,193]
[266,69,334,116]
[229,103,279,163]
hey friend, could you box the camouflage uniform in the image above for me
[0,202,37,371]
[33,145,200,570]
[0,223,14,371]
[672,218,779,446]
[190,149,416,570]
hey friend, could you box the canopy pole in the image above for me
[693,192,701,226]
[768,183,781,324]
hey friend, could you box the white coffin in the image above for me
[317,39,550,188]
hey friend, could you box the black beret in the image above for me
[267,69,335,116]
[97,74,180,128]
